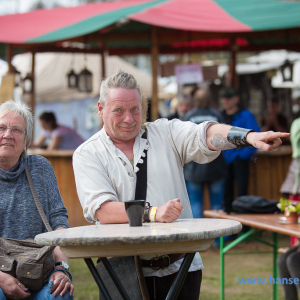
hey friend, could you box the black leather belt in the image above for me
[141,253,186,270]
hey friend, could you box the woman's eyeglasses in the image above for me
[0,126,26,136]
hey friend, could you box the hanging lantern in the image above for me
[280,59,294,82]
[22,73,33,94]
[78,68,93,93]
[67,69,78,88]
[13,67,22,87]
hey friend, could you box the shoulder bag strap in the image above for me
[133,128,150,300]
[134,129,148,200]
[25,163,53,232]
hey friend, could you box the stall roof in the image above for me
[1,0,300,44]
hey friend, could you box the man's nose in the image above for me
[123,111,134,123]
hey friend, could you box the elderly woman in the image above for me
[0,101,74,300]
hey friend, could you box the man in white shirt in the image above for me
[73,69,288,300]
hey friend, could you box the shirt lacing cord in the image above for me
[230,138,258,163]
[230,138,254,151]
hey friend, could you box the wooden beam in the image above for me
[30,51,35,118]
[151,26,159,122]
[5,44,13,73]
[17,40,300,57]
[100,42,106,81]
[229,40,238,88]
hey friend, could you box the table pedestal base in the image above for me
[84,253,196,300]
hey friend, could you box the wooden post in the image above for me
[30,51,35,118]
[100,42,106,81]
[5,44,13,73]
[229,40,238,88]
[151,26,159,121]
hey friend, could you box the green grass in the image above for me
[69,233,290,300]
[69,258,98,300]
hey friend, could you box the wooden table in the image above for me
[35,218,242,300]
[203,210,300,300]
[202,145,292,211]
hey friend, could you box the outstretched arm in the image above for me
[206,124,290,151]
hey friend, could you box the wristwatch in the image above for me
[55,261,69,271]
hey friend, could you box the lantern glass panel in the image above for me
[67,69,78,88]
[78,68,92,93]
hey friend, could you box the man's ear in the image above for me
[98,102,104,117]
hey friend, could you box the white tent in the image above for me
[218,50,300,90]
[3,52,161,103]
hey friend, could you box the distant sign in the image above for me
[175,64,203,84]
[0,74,14,104]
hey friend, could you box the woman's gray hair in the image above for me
[99,69,148,124]
[0,100,33,150]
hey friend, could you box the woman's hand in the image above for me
[49,270,74,297]
[0,272,31,299]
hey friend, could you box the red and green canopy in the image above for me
[0,0,300,52]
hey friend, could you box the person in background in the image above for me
[182,89,227,218]
[277,246,300,300]
[167,93,193,120]
[73,69,288,300]
[32,112,84,150]
[261,97,289,145]
[280,117,300,247]
[221,87,261,213]
[0,100,73,300]
[261,97,289,133]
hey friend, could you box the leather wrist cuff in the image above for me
[227,126,255,150]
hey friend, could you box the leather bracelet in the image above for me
[227,126,255,150]
[144,206,151,223]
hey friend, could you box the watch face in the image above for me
[61,261,69,270]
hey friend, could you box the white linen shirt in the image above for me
[73,118,220,277]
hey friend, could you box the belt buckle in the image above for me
[150,255,170,270]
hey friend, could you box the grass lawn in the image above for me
[70,233,290,300]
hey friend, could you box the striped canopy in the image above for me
[1,0,300,53]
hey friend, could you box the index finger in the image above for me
[268,132,290,139]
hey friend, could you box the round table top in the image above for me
[35,218,242,247]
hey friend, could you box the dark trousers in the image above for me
[144,270,202,300]
[223,159,249,213]
[277,246,300,300]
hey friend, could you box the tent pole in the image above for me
[30,51,35,119]
[100,42,106,81]
[151,26,159,121]
[229,40,238,88]
[5,44,13,73]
